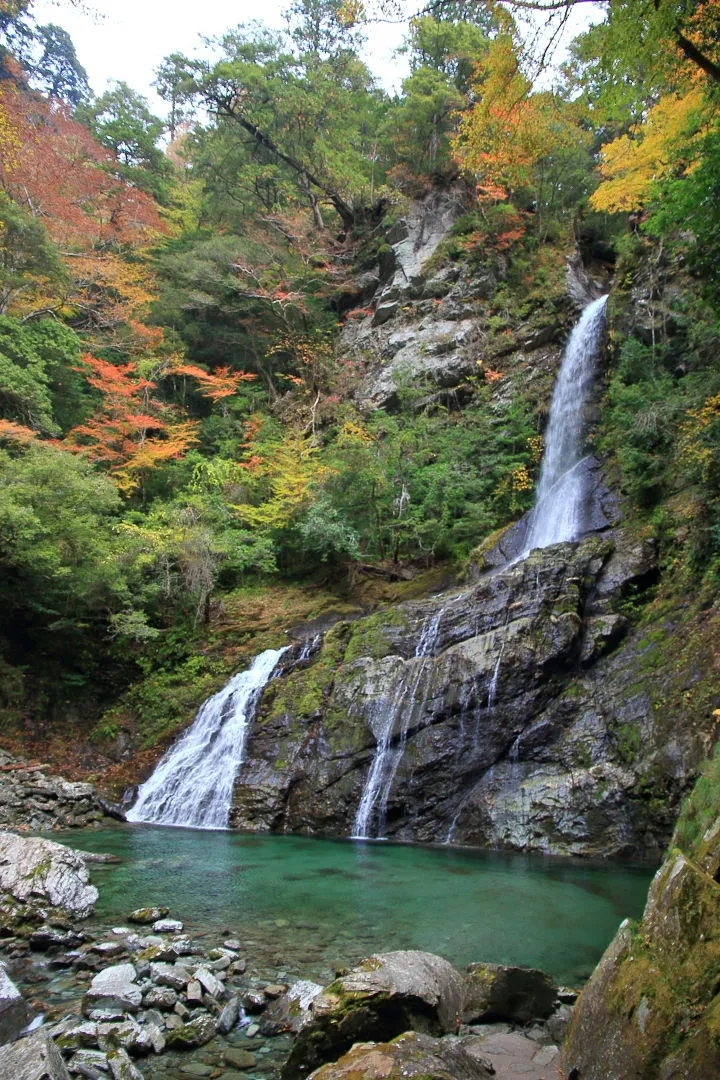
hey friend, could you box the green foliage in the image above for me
[77,82,172,200]
[30,22,90,105]
[672,741,720,857]
[0,315,61,432]
[0,194,65,315]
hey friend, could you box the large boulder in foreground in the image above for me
[564,776,720,1079]
[0,1030,71,1079]
[462,962,558,1024]
[0,831,98,928]
[307,1031,494,1080]
[282,951,464,1080]
[0,963,32,1045]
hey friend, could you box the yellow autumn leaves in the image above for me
[591,88,708,213]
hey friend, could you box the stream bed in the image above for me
[61,825,653,987]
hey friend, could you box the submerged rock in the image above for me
[283,951,464,1080]
[306,1031,494,1080]
[0,831,98,928]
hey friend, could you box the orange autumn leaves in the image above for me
[452,35,587,208]
[0,72,164,347]
[0,354,257,493]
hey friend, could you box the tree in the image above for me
[29,22,90,104]
[180,23,381,230]
[494,0,720,85]
[285,0,365,60]
[77,82,171,199]
[452,32,589,217]
[0,193,64,314]
[590,87,707,213]
[154,53,196,141]
[66,354,199,492]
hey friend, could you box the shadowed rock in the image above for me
[283,951,464,1080]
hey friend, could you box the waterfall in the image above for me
[522,295,608,556]
[352,599,459,840]
[127,647,288,830]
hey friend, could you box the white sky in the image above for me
[32,0,411,111]
[31,0,603,117]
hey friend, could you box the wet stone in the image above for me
[128,908,169,925]
[223,1048,256,1070]
[153,920,183,934]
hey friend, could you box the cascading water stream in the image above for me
[127,647,288,830]
[352,597,461,840]
[522,295,608,556]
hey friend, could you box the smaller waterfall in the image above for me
[522,295,608,555]
[127,647,288,830]
[352,598,460,840]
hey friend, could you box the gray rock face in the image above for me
[0,831,98,925]
[564,810,720,1079]
[283,950,464,1080]
[0,750,113,832]
[0,962,32,1045]
[231,525,705,857]
[306,1030,494,1080]
[0,1030,71,1079]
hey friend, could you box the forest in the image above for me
[1,3,720,1079]
[0,0,718,745]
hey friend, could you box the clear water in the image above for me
[65,826,653,987]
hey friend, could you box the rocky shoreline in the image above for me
[0,751,121,833]
[0,830,574,1080]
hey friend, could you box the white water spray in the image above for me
[127,647,288,830]
[352,597,461,840]
[523,296,608,555]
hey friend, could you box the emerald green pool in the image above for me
[65,825,653,987]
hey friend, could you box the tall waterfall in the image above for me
[127,647,287,830]
[522,295,608,555]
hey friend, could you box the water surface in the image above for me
[64,825,653,987]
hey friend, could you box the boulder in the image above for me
[0,962,32,1045]
[259,980,324,1035]
[165,1014,216,1049]
[127,908,168,925]
[0,1030,71,1079]
[106,1047,145,1080]
[283,951,464,1080]
[462,962,558,1024]
[0,832,98,924]
[83,964,142,1015]
[565,841,720,1079]
[306,1031,494,1080]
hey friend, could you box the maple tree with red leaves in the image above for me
[65,354,199,491]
